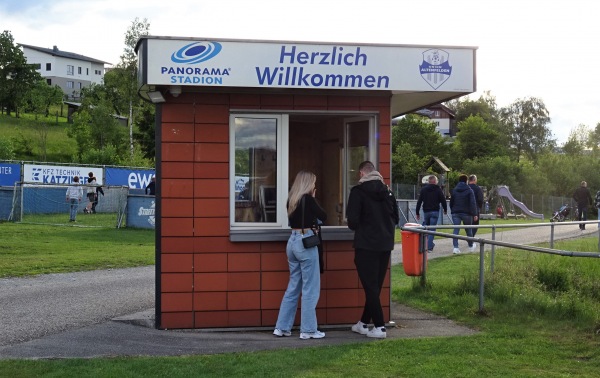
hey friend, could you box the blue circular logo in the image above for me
[171,42,222,64]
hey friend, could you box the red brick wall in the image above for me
[159,91,392,329]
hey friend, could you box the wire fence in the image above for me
[392,183,590,218]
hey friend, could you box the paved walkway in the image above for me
[0,223,597,359]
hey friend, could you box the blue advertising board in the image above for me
[126,195,156,229]
[0,163,21,187]
[106,167,155,189]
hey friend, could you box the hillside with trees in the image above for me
[0,19,154,168]
[394,91,600,197]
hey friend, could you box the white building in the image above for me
[19,44,110,100]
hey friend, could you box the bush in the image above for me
[0,138,15,159]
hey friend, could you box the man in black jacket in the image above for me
[450,174,477,254]
[347,161,399,339]
[415,175,447,253]
[468,175,484,238]
[573,181,593,230]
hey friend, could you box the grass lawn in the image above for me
[0,112,75,162]
[0,223,598,376]
[0,222,154,277]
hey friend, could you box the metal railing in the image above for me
[400,221,600,313]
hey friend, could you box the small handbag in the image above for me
[301,196,320,249]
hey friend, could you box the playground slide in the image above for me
[496,185,544,220]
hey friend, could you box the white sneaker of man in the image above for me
[366,326,386,339]
[453,248,461,254]
[351,321,369,335]
[469,243,478,252]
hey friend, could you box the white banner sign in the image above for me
[23,164,104,185]
[141,38,475,92]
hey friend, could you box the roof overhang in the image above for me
[135,36,477,115]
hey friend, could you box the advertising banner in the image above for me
[126,196,156,229]
[0,163,21,186]
[105,167,155,189]
[23,164,103,184]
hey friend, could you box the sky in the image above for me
[2,0,598,144]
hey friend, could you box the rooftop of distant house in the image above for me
[18,43,111,65]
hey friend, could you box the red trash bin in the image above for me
[401,223,427,276]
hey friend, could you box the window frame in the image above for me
[229,113,289,230]
[67,65,74,76]
[228,110,378,241]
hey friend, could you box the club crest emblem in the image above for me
[419,49,452,90]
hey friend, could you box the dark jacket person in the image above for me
[347,161,399,339]
[450,174,477,254]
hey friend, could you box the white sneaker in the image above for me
[453,248,461,254]
[366,326,386,339]
[273,328,291,337]
[299,330,325,339]
[469,243,477,252]
[351,321,369,335]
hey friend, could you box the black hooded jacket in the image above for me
[347,175,399,251]
[450,181,477,215]
[416,184,447,215]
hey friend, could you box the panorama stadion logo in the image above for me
[419,48,452,90]
[171,41,222,64]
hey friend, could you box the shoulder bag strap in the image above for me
[301,196,306,235]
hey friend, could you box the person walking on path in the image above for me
[573,181,593,230]
[450,174,477,254]
[273,171,327,340]
[468,175,484,239]
[65,176,83,222]
[415,175,447,253]
[346,161,399,339]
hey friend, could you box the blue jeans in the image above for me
[69,199,78,221]
[422,211,439,250]
[275,230,321,333]
[452,213,473,248]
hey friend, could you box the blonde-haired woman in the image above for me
[273,170,327,339]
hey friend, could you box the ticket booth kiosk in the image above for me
[135,36,476,329]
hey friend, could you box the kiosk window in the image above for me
[230,113,376,232]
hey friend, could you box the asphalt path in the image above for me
[0,221,597,357]
[0,266,154,347]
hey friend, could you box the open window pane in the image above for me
[232,116,278,223]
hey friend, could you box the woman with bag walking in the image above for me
[273,170,327,340]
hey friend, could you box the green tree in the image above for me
[0,30,41,116]
[119,17,150,160]
[133,104,156,161]
[25,79,63,119]
[586,122,600,154]
[68,85,127,161]
[452,115,505,162]
[562,124,590,156]
[446,90,501,128]
[499,97,554,162]
[391,114,448,183]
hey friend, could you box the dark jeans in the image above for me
[472,213,480,237]
[578,205,588,229]
[354,248,391,328]
[452,213,473,248]
[423,210,439,250]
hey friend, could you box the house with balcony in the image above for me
[19,44,110,100]
[413,103,457,136]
